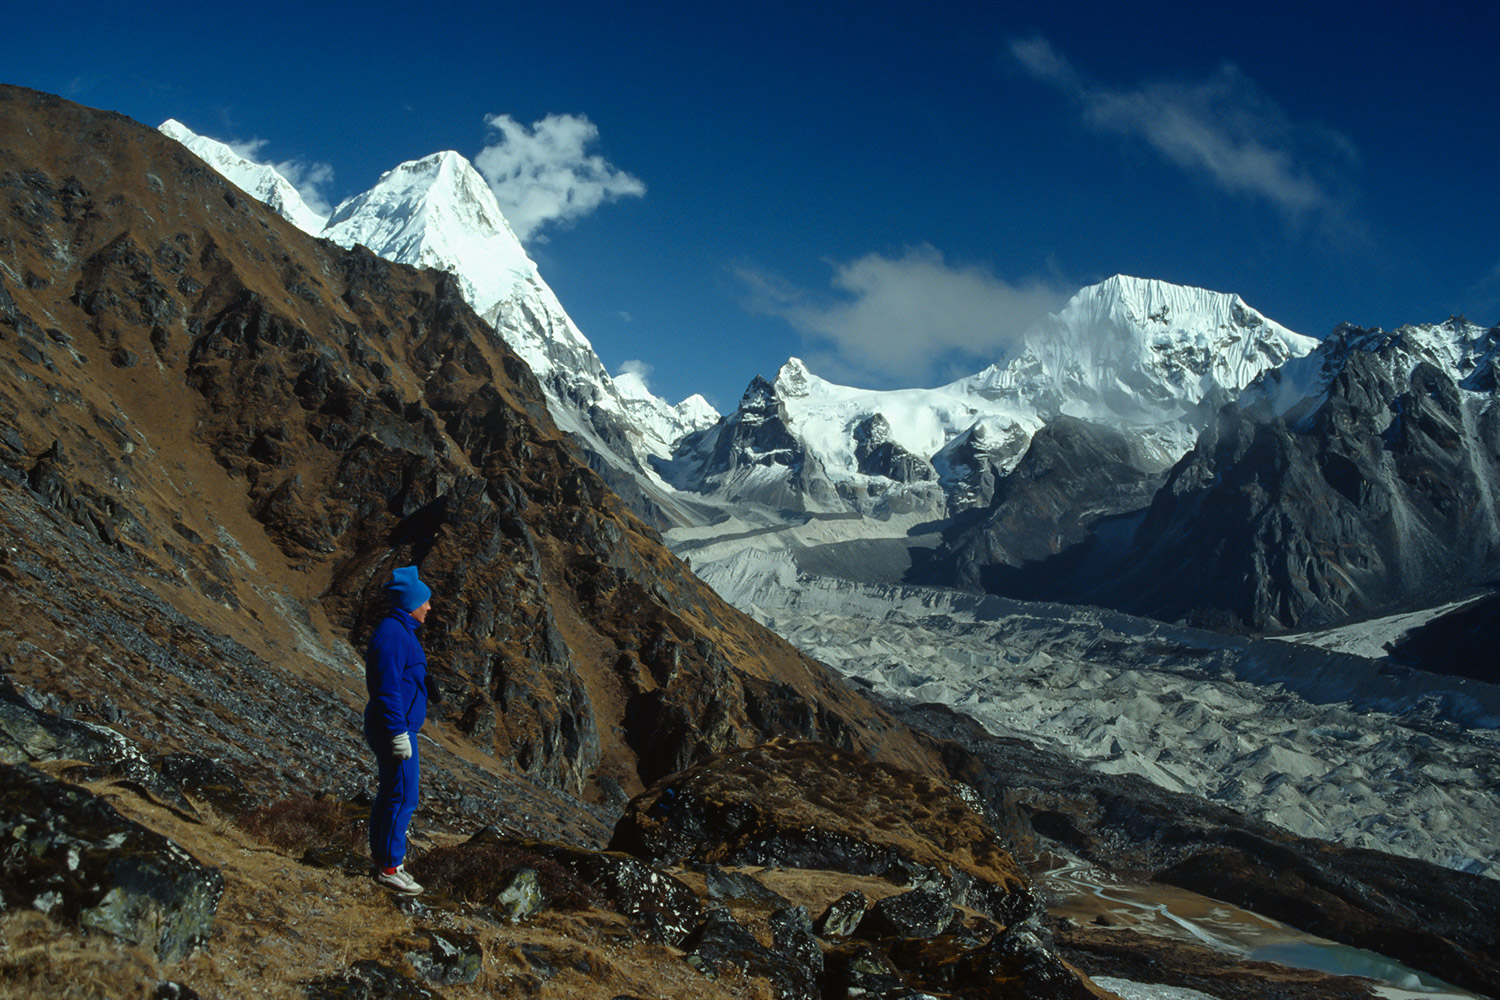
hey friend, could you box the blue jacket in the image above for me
[364,609,428,738]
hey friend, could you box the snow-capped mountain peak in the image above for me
[774,357,820,399]
[1013,274,1320,422]
[1248,315,1499,419]
[161,116,704,519]
[322,149,533,324]
[613,371,720,459]
[157,120,328,235]
[670,275,1317,516]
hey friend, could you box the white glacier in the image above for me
[692,546,1500,881]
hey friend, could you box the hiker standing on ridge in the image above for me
[364,565,432,895]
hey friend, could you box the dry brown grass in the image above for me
[236,795,365,854]
[7,775,774,1000]
[0,911,160,1000]
[417,842,597,910]
[629,740,1030,896]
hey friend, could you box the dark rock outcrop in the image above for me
[768,905,824,1000]
[492,838,704,945]
[1091,321,1500,629]
[610,741,1037,926]
[402,929,483,986]
[853,414,934,483]
[815,889,869,938]
[857,886,955,940]
[0,763,223,961]
[1388,591,1500,682]
[680,907,779,980]
[305,961,444,1000]
[926,415,1164,592]
[666,375,839,509]
[701,862,791,907]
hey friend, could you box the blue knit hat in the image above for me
[387,565,432,613]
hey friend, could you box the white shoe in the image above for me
[374,864,424,895]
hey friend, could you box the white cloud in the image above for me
[740,246,1066,385]
[617,359,653,382]
[223,137,336,217]
[1010,37,1357,230]
[271,159,336,218]
[474,113,645,241]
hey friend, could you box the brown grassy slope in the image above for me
[615,741,1031,911]
[0,85,935,842]
[0,766,769,1000]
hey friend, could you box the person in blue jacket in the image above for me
[364,565,432,895]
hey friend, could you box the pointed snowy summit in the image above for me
[321,150,535,322]
[1007,274,1320,420]
[158,120,328,235]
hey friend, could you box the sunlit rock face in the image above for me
[1088,318,1500,630]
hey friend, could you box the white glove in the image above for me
[390,732,412,760]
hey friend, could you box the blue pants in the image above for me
[366,730,420,868]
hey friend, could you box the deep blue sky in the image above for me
[10,1,1500,410]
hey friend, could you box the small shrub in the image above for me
[418,844,596,910]
[237,796,364,854]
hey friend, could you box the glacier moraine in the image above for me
[694,549,1500,880]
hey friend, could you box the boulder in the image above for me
[680,907,777,979]
[949,916,1098,999]
[502,839,703,945]
[403,929,482,985]
[0,685,195,817]
[814,890,868,938]
[769,905,823,1000]
[823,942,936,1000]
[857,886,954,940]
[494,867,544,923]
[701,863,791,907]
[0,763,223,961]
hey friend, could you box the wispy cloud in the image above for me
[618,359,653,381]
[1471,261,1500,322]
[1010,37,1358,232]
[738,245,1066,386]
[474,113,645,242]
[223,137,336,217]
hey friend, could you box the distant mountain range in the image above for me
[663,276,1317,519]
[160,119,1500,633]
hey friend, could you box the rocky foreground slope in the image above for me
[3,86,1500,999]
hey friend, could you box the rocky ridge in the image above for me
[1,83,928,822]
[1084,317,1500,629]
[159,120,712,530]
[156,119,328,236]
